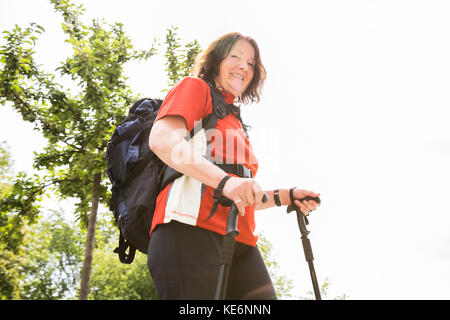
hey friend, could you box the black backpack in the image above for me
[105,82,243,264]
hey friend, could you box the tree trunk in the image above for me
[79,172,101,300]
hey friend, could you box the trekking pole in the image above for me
[215,193,268,300]
[287,194,322,300]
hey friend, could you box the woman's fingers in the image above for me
[223,177,264,216]
[233,198,246,216]
[293,189,321,216]
[294,199,310,215]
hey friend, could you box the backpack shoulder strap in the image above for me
[185,81,229,140]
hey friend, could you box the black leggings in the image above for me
[147,221,277,300]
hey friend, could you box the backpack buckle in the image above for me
[236,164,252,178]
[214,101,228,119]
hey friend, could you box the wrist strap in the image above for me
[288,187,310,224]
[204,175,233,222]
[273,189,282,207]
[289,187,296,206]
[213,175,232,200]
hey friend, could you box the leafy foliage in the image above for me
[0,142,28,299]
[19,210,84,299]
[0,0,158,299]
[17,209,157,300]
[164,26,201,89]
[0,0,199,299]
[0,0,156,225]
[299,276,349,300]
[258,233,294,299]
[89,248,157,300]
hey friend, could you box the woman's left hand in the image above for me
[292,189,321,216]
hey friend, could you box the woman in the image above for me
[148,32,320,300]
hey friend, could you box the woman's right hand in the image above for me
[222,176,265,216]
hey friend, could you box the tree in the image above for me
[298,277,348,300]
[0,141,26,299]
[0,141,13,208]
[258,233,294,299]
[19,209,84,299]
[18,208,158,300]
[0,1,201,299]
[0,0,155,299]
[163,26,200,89]
[89,245,157,300]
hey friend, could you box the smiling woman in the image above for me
[147,31,320,300]
[193,32,266,104]
[216,40,255,97]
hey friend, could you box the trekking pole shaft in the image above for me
[214,194,267,300]
[214,246,232,299]
[298,213,322,300]
[302,233,321,299]
[308,261,321,300]
[287,194,322,300]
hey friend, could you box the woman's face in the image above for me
[215,39,255,97]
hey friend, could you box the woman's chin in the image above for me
[228,84,245,97]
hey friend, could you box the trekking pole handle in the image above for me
[226,204,239,236]
[286,196,321,214]
[287,196,321,235]
[226,193,268,236]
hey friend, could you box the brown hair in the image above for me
[193,32,266,104]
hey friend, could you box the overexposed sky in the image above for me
[1,0,450,299]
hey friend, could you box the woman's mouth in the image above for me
[231,73,244,80]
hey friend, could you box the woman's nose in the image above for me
[238,60,250,71]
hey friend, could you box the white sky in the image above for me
[1,0,449,299]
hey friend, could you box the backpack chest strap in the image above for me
[216,163,252,178]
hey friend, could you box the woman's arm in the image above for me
[255,188,320,214]
[149,115,227,189]
[149,115,265,216]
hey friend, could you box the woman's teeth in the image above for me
[231,73,244,80]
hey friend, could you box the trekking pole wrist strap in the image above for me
[273,189,282,207]
[204,175,233,222]
[287,187,310,224]
[214,175,232,199]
